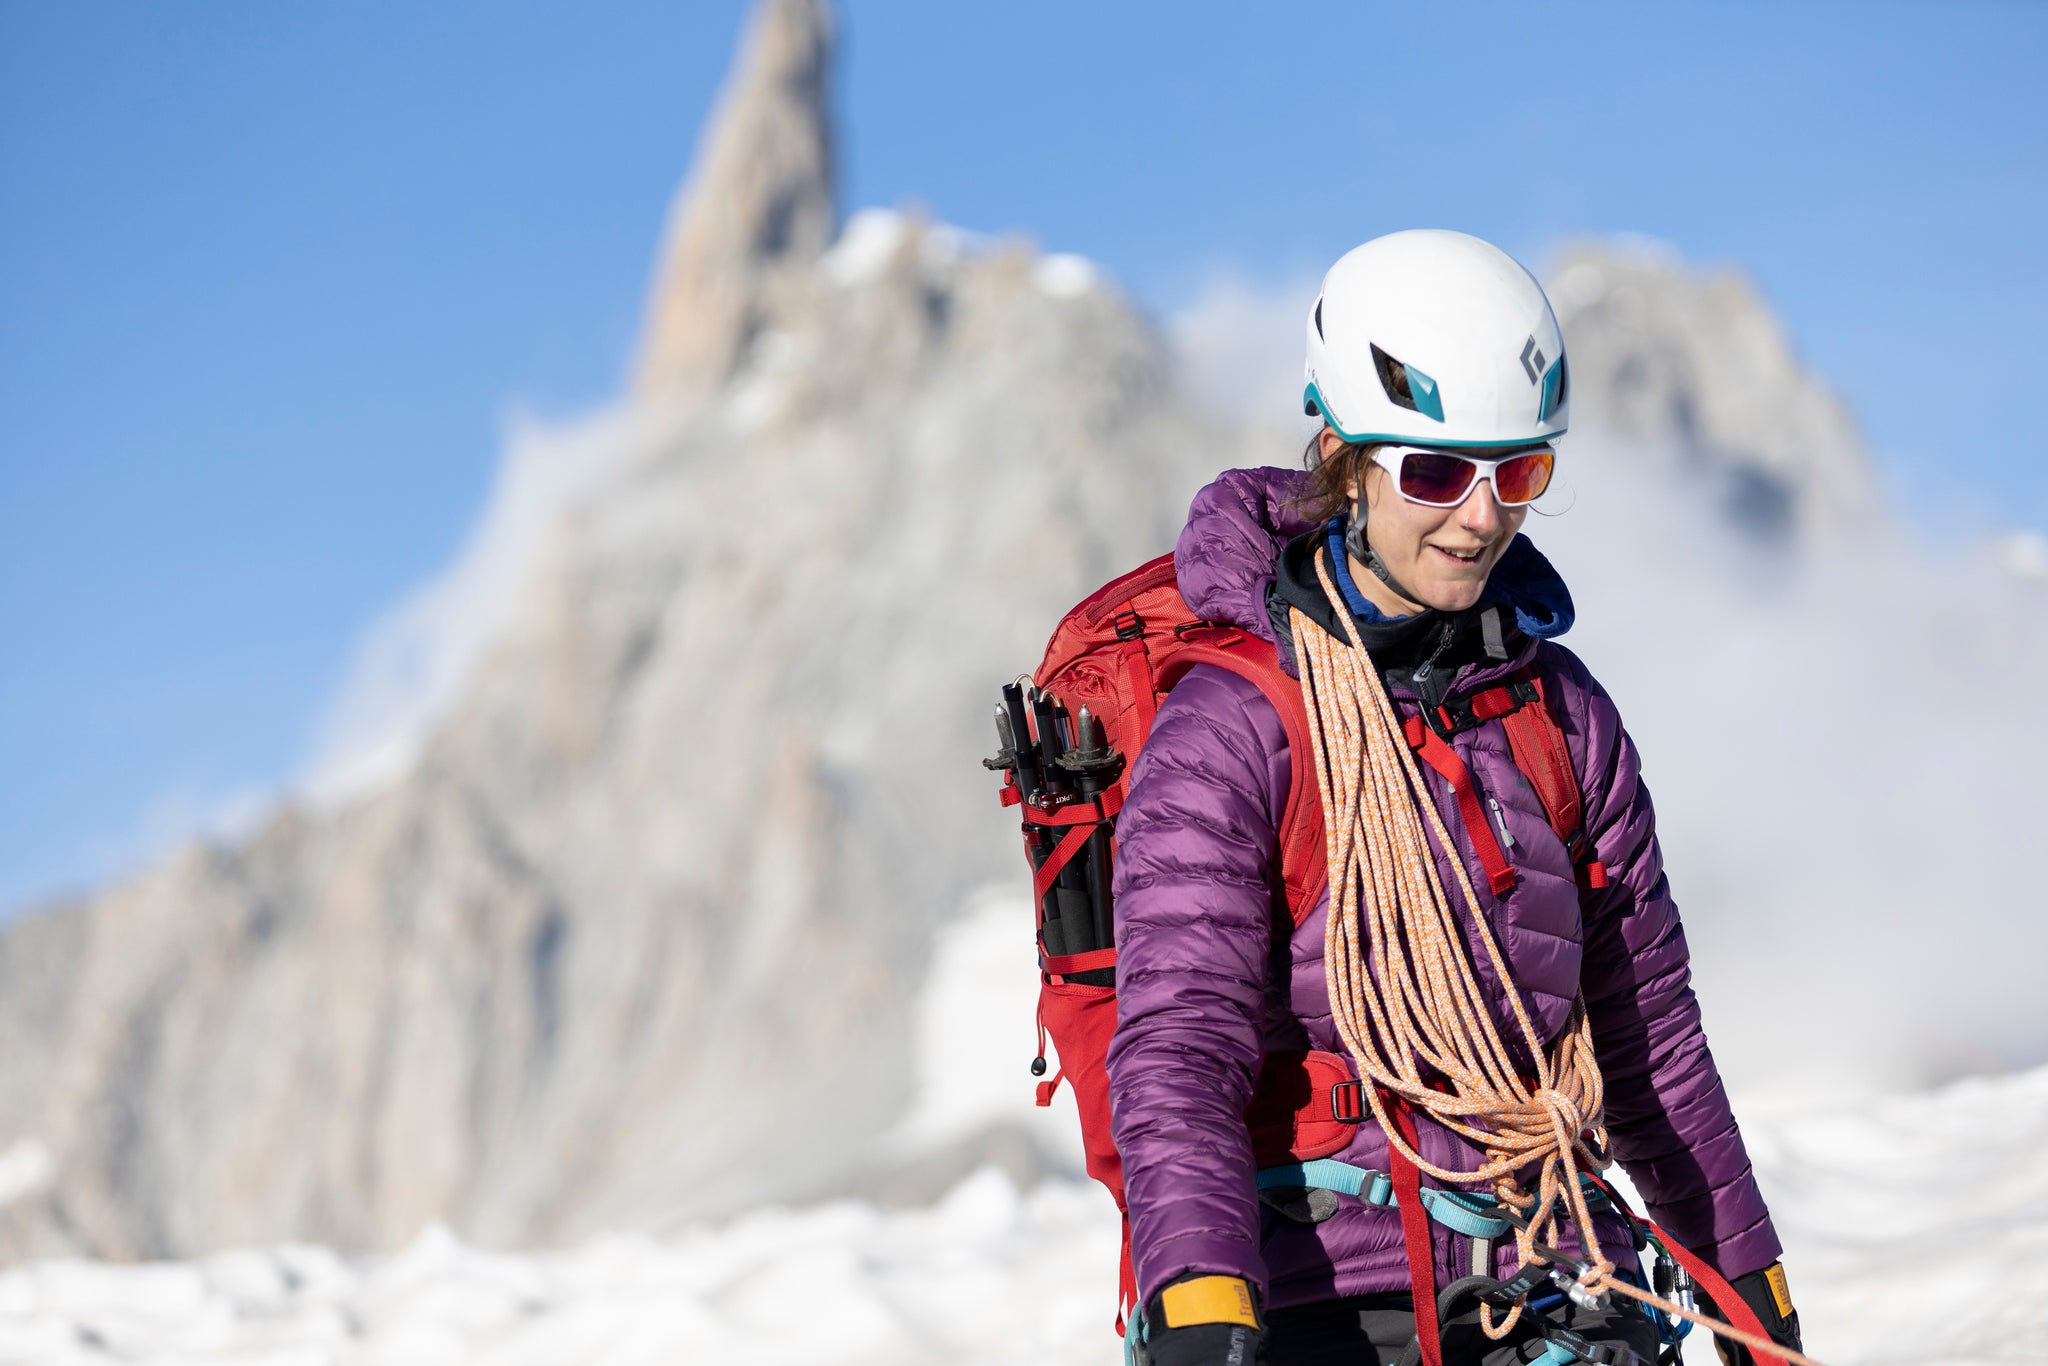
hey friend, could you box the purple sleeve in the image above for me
[1106,664,1290,1305]
[1549,647,1783,1278]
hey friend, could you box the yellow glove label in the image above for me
[1160,1275,1259,1329]
[1764,1262,1794,1319]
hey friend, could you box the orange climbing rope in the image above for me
[1291,550,1828,1366]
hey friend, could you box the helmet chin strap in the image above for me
[1344,505,1430,614]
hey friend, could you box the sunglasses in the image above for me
[1369,444,1556,508]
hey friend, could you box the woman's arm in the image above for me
[1548,645,1783,1279]
[1106,664,1291,1305]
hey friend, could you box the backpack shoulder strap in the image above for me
[1495,667,1609,892]
[1164,628,1328,927]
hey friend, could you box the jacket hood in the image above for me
[1174,467,1322,649]
[1174,465,1576,679]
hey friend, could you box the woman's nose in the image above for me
[1458,481,1504,534]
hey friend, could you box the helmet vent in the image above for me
[1313,297,1325,341]
[1369,342,1444,423]
[1370,342,1415,411]
[1538,353,1570,423]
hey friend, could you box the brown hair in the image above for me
[1290,428,1380,525]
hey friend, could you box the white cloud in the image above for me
[1167,271,1322,426]
[300,402,670,805]
[1992,528,2048,582]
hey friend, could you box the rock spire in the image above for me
[630,0,836,403]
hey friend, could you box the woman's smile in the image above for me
[1427,542,1487,566]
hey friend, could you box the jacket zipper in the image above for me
[1487,795,1516,851]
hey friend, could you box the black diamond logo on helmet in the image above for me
[1519,336,1546,385]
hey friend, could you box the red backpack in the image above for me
[988,551,1606,1330]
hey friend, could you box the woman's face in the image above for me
[1326,428,1528,615]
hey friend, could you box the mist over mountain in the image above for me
[1,0,2038,1263]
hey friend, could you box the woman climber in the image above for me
[1105,231,1808,1366]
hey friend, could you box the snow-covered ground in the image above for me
[4,901,2045,1365]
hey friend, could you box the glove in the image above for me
[1140,1274,1265,1366]
[1706,1262,1803,1366]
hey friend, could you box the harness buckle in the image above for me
[1112,611,1145,642]
[1329,1080,1366,1124]
[1429,696,1476,739]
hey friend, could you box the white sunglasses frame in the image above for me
[1367,444,1557,509]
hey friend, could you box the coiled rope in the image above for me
[1291,550,1829,1366]
[1292,551,1607,1337]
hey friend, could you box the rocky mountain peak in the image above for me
[1546,242,1875,539]
[630,0,836,403]
[0,0,1222,1261]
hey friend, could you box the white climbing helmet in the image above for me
[1304,229,1568,449]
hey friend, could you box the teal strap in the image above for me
[1417,1186,1516,1239]
[1534,1341,1580,1365]
[1257,1158,1387,1203]
[1256,1160,1513,1239]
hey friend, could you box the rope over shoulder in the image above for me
[1290,548,1826,1366]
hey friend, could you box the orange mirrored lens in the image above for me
[1493,448,1554,504]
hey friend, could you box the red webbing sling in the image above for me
[1583,1173,1789,1366]
[1386,1099,1444,1366]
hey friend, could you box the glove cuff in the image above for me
[1157,1275,1262,1331]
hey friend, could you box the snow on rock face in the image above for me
[0,1068,2041,1365]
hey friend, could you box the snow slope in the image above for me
[3,899,2043,1365]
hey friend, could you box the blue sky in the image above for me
[2,1,2043,913]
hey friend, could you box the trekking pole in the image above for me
[1032,692,1102,952]
[1030,688,1073,801]
[1058,704,1125,953]
[983,704,1022,790]
[1000,683,1043,806]
[993,685,1072,955]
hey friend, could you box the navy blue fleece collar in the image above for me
[1324,517,1575,639]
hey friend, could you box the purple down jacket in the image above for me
[1105,466,1781,1311]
